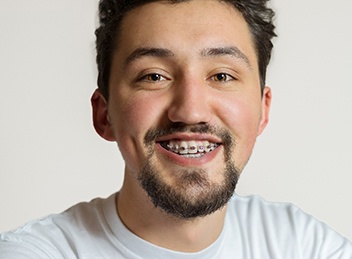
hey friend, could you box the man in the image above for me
[1,0,351,258]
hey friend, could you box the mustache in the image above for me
[144,122,234,150]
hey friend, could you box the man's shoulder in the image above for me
[225,194,352,258]
[8,193,115,235]
[229,194,302,214]
[0,193,117,258]
[228,194,334,234]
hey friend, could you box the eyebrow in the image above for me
[200,46,251,68]
[124,46,251,68]
[124,47,174,67]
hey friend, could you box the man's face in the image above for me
[94,0,271,218]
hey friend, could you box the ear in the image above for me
[91,89,115,141]
[257,86,272,136]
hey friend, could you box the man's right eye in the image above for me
[140,73,166,82]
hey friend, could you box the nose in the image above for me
[167,77,212,125]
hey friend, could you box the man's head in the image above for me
[92,0,274,219]
[95,0,276,100]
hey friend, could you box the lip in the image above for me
[156,133,222,143]
[155,141,223,167]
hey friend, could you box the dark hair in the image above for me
[95,0,276,100]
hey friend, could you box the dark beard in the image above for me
[138,123,240,219]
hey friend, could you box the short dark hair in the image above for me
[95,0,276,100]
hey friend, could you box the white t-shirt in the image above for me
[1,193,351,258]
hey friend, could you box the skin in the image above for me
[91,0,271,252]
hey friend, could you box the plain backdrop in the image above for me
[1,0,351,241]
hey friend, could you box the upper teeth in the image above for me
[165,140,218,155]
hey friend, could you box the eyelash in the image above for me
[139,73,167,82]
[136,72,237,84]
[211,73,236,82]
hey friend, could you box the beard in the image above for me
[138,123,240,219]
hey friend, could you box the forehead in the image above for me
[115,0,257,67]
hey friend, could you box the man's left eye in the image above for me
[212,73,235,82]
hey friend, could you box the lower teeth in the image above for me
[180,153,204,158]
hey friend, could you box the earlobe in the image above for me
[91,89,115,141]
[258,86,272,136]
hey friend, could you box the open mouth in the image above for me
[159,140,220,158]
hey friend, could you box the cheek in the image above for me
[215,95,262,166]
[110,92,165,169]
[114,91,161,135]
[217,95,261,133]
[121,96,155,132]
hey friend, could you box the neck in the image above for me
[116,174,227,253]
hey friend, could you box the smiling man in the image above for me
[96,0,269,223]
[1,0,352,258]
